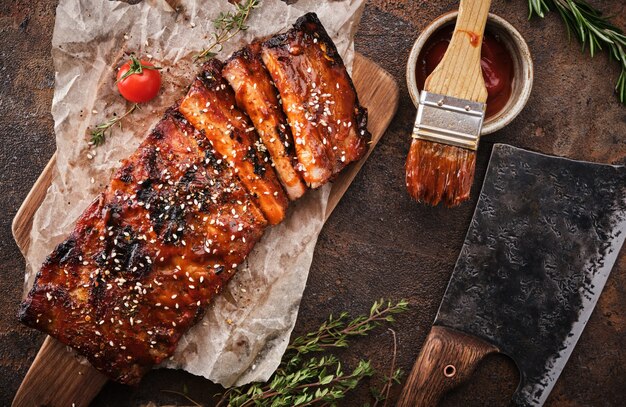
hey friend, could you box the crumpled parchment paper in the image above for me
[23,0,365,387]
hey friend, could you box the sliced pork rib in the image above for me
[261,13,370,188]
[179,59,289,225]
[223,43,307,200]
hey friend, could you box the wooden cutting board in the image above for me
[11,53,399,407]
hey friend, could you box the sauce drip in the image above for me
[458,29,481,47]
[416,26,514,119]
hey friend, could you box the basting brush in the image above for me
[406,0,491,207]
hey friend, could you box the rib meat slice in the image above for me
[261,12,371,188]
[179,59,289,224]
[223,43,307,200]
[19,111,267,384]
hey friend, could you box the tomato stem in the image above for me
[116,55,161,84]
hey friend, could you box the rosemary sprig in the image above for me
[195,0,260,61]
[209,299,409,407]
[89,103,138,147]
[528,0,626,104]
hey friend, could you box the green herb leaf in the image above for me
[195,0,260,62]
[528,0,626,105]
[89,103,138,147]
[210,299,409,407]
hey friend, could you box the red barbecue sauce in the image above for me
[416,26,513,119]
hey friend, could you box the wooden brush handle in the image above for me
[397,326,498,407]
[425,0,491,102]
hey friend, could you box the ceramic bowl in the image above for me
[406,11,533,135]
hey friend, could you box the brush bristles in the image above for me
[405,139,476,207]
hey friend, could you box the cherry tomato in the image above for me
[116,57,162,103]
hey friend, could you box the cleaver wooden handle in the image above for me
[397,325,498,406]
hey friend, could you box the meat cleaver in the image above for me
[398,144,626,406]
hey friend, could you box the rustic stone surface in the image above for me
[1,0,625,405]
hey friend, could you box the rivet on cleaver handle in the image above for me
[397,325,498,406]
[399,144,626,406]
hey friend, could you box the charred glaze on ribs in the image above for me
[19,13,369,385]
[20,111,267,384]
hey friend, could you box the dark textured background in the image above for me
[1,0,625,406]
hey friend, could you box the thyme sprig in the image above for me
[195,0,260,61]
[528,0,626,104]
[285,299,409,357]
[221,358,375,407]
[161,389,202,407]
[89,103,138,147]
[208,299,409,407]
[369,329,402,407]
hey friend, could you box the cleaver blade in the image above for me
[398,144,626,407]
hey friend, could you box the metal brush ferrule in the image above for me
[412,91,486,151]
